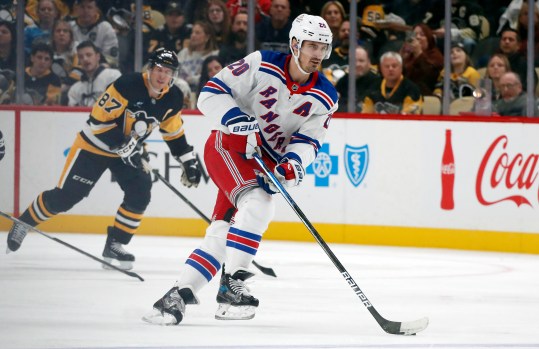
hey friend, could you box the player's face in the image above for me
[150,65,175,89]
[298,41,329,73]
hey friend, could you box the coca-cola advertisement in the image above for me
[441,129,455,210]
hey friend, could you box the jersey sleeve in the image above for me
[283,111,334,167]
[197,51,261,129]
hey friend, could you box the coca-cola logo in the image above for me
[442,163,455,174]
[476,135,538,207]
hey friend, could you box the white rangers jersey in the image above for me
[197,50,338,168]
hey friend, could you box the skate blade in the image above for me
[142,309,179,325]
[215,303,256,320]
[102,257,133,271]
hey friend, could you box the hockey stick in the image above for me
[0,211,144,282]
[153,171,277,277]
[253,153,428,335]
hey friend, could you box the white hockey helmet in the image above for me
[289,14,333,60]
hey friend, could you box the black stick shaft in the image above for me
[0,211,144,281]
[253,153,426,335]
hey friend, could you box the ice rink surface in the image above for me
[1,230,538,349]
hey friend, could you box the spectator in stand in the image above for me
[320,1,346,46]
[497,28,537,91]
[400,23,443,96]
[51,19,80,105]
[423,0,484,54]
[68,41,121,107]
[515,2,539,66]
[335,46,380,112]
[433,41,480,101]
[497,0,539,35]
[24,0,61,55]
[289,0,325,20]
[177,21,219,91]
[493,72,538,116]
[384,0,433,29]
[24,42,62,105]
[322,19,352,85]
[70,0,120,68]
[148,1,191,55]
[205,0,231,49]
[485,54,512,102]
[361,51,422,115]
[218,9,248,66]
[226,0,271,24]
[196,55,224,98]
[25,0,70,25]
[0,20,16,72]
[256,0,293,53]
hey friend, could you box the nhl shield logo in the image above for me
[344,145,369,187]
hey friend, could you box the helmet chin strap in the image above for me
[146,67,175,96]
[146,69,164,96]
[292,50,310,76]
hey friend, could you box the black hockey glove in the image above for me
[174,150,202,188]
[113,137,143,169]
[0,130,5,162]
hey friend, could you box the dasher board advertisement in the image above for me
[1,109,539,243]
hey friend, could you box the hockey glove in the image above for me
[114,137,143,169]
[174,150,202,188]
[256,172,279,194]
[274,158,304,188]
[227,115,261,160]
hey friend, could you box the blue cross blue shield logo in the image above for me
[306,143,338,187]
[344,145,369,187]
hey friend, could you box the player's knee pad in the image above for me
[234,188,275,236]
[42,187,85,213]
[199,220,230,262]
[123,176,152,211]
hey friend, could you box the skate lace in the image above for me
[9,224,27,243]
[229,278,251,296]
[110,242,129,255]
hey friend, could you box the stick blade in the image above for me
[382,316,429,335]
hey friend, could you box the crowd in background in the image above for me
[1,0,538,116]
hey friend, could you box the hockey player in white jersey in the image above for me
[143,13,338,325]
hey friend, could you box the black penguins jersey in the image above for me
[78,72,189,157]
[361,76,423,115]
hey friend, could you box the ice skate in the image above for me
[142,286,198,325]
[215,267,259,320]
[6,222,29,253]
[102,233,135,270]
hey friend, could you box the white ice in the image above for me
[1,231,538,349]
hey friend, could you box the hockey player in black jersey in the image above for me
[6,48,202,270]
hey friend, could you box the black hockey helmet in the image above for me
[148,47,179,73]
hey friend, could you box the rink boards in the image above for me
[1,107,538,254]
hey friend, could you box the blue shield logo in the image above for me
[344,145,369,187]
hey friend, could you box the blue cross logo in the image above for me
[306,143,338,187]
